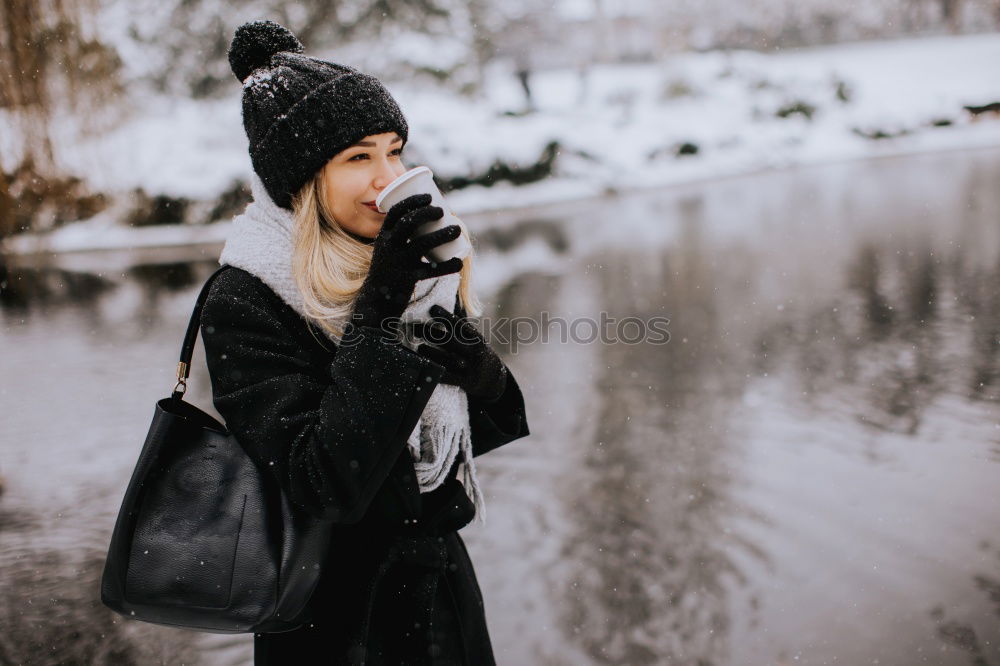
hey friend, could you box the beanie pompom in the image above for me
[228,20,304,83]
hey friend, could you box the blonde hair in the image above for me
[289,164,481,340]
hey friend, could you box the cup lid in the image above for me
[375,166,434,211]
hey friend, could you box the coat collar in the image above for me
[218,172,461,345]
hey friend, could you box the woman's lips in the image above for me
[363,201,382,213]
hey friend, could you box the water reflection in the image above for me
[126,261,211,332]
[0,504,202,666]
[128,261,203,292]
[0,263,116,313]
[556,229,774,664]
[750,237,1000,437]
[530,149,1000,665]
[476,216,571,254]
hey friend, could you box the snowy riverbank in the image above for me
[4,31,999,256]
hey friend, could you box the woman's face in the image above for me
[319,132,407,239]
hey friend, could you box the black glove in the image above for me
[411,304,508,402]
[351,193,464,334]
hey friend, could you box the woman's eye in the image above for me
[348,149,403,162]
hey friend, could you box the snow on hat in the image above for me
[228,20,409,210]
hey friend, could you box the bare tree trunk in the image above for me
[593,0,611,63]
[940,0,964,33]
[0,0,115,237]
[0,161,13,239]
[464,0,498,101]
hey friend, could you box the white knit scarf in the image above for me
[218,173,485,524]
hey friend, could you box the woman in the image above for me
[200,20,530,665]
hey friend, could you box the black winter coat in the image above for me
[199,266,530,665]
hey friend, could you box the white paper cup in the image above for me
[375,166,472,263]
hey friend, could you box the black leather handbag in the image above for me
[100,266,334,634]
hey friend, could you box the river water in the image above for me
[1,148,998,665]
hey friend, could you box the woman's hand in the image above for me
[351,194,464,334]
[412,304,508,402]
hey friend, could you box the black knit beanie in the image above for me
[228,20,409,210]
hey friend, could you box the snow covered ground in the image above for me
[4,32,999,255]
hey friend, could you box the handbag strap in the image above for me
[172,265,232,400]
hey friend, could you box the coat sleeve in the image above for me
[200,285,444,524]
[453,296,531,458]
[467,365,530,458]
